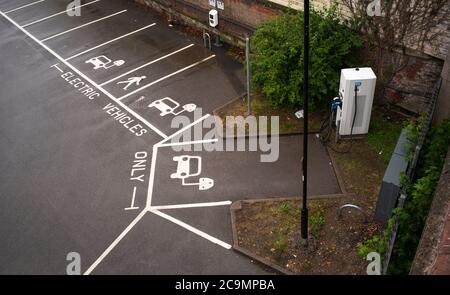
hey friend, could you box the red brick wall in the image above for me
[136,0,284,40]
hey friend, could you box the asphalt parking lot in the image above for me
[0,0,341,274]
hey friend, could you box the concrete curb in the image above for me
[325,147,348,195]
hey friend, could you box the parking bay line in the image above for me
[99,43,195,86]
[22,0,100,28]
[150,201,232,210]
[65,23,156,61]
[116,55,216,101]
[150,209,232,249]
[4,0,45,14]
[0,10,168,139]
[41,9,127,42]
[83,208,148,275]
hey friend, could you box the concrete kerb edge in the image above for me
[229,194,352,275]
[325,146,348,195]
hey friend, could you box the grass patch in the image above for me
[367,111,404,164]
[216,91,325,135]
[309,202,326,238]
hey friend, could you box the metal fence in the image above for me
[382,77,443,274]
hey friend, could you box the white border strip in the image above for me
[117,55,216,101]
[41,9,127,42]
[161,114,211,144]
[151,201,232,210]
[22,0,100,28]
[5,0,45,14]
[100,43,195,86]
[145,145,159,208]
[150,209,232,249]
[158,138,218,148]
[65,23,156,61]
[0,10,168,139]
[83,209,148,275]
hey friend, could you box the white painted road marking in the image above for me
[117,55,216,101]
[158,139,219,148]
[22,0,100,28]
[117,76,147,90]
[124,187,139,211]
[150,209,232,249]
[100,44,195,87]
[160,114,211,145]
[150,201,232,210]
[85,55,125,70]
[41,10,127,42]
[51,63,63,73]
[83,209,148,275]
[1,7,233,274]
[0,10,168,139]
[65,23,156,61]
[148,97,197,116]
[4,0,45,14]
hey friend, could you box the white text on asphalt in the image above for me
[60,71,100,100]
[103,103,147,137]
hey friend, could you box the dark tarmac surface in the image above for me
[0,0,340,274]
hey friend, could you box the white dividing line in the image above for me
[100,43,195,86]
[150,209,232,249]
[41,10,127,42]
[158,138,218,148]
[22,0,100,28]
[0,10,168,139]
[4,0,44,14]
[161,114,211,145]
[83,209,148,275]
[145,145,159,208]
[65,23,156,61]
[151,201,232,210]
[124,187,139,211]
[51,64,63,73]
[117,55,216,101]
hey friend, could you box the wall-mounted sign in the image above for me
[209,0,224,10]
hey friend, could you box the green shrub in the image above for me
[388,120,450,274]
[358,217,395,258]
[250,4,362,110]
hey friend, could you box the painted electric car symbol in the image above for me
[148,97,197,116]
[170,155,214,191]
[85,55,125,70]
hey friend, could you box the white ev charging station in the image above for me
[209,9,218,27]
[335,68,377,137]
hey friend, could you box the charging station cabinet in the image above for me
[209,9,218,27]
[336,68,377,136]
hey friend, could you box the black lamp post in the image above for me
[301,0,310,242]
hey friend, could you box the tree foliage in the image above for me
[388,120,450,274]
[250,5,362,109]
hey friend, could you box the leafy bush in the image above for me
[358,120,450,274]
[250,4,362,110]
[358,217,395,258]
[388,120,450,274]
